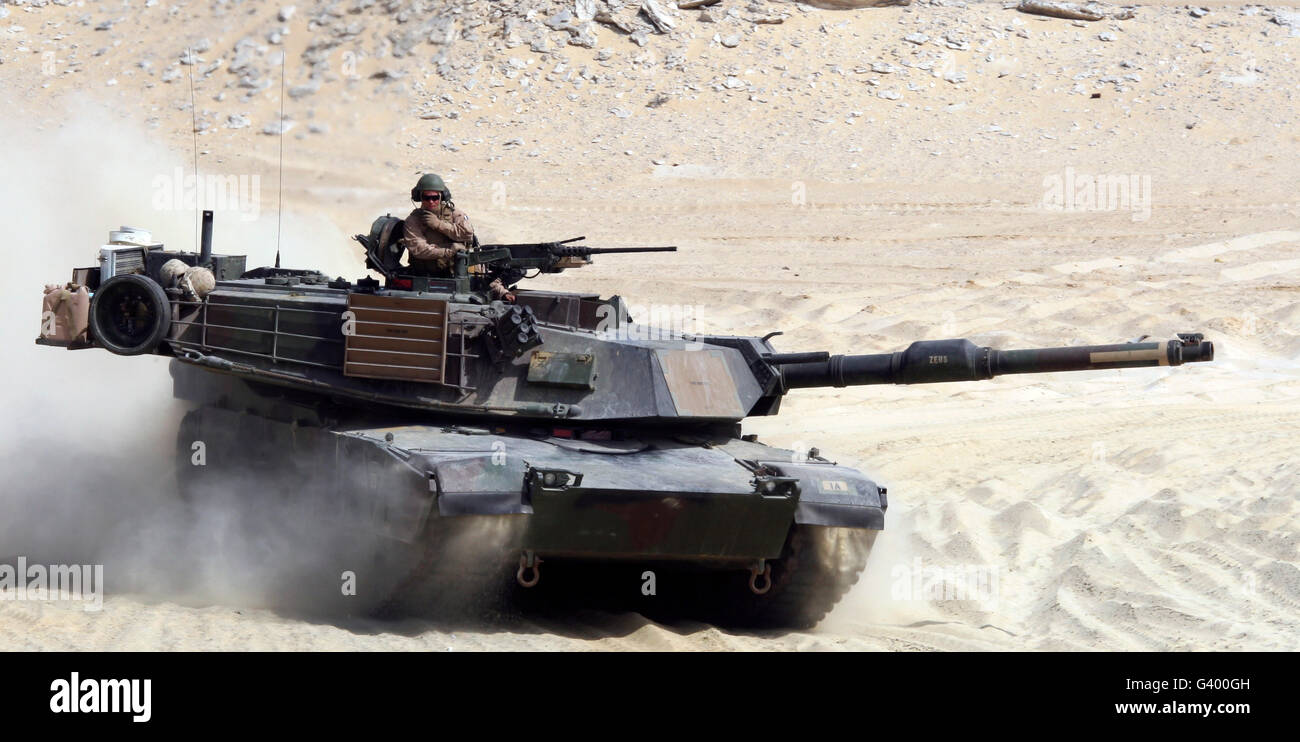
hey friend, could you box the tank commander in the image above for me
[400,173,514,302]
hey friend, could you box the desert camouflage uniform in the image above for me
[400,206,509,299]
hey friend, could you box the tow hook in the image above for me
[748,560,772,595]
[516,551,542,588]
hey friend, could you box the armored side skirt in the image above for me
[180,408,885,564]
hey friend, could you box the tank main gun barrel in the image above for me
[778,334,1214,389]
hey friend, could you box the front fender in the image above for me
[758,461,887,530]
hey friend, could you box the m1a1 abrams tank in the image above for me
[35,211,1216,628]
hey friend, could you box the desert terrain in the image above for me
[0,0,1297,650]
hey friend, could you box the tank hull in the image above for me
[173,373,885,627]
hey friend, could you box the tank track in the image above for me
[492,525,877,630]
[176,405,516,620]
[699,525,877,630]
[373,516,522,621]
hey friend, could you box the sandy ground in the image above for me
[1,0,1298,650]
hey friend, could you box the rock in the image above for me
[226,114,251,129]
[721,34,741,48]
[308,123,329,134]
[904,33,929,45]
[545,9,575,32]
[1189,7,1208,18]
[877,90,901,100]
[230,47,257,74]
[641,0,677,33]
[595,6,643,34]
[262,120,295,135]
[279,6,296,22]
[610,107,632,118]
[1099,31,1116,41]
[569,22,599,48]
[575,0,597,23]
[1274,11,1300,36]
[1017,0,1133,22]
[289,77,320,98]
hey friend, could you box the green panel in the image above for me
[526,350,597,390]
[523,486,795,560]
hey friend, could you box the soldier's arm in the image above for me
[421,207,476,244]
[488,277,514,302]
[401,211,457,260]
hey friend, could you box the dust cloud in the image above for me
[0,100,416,622]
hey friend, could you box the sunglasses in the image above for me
[420,193,442,201]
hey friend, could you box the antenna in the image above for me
[275,48,285,269]
[187,46,199,254]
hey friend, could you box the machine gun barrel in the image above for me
[778,334,1215,389]
[551,245,677,256]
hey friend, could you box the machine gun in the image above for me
[459,237,677,289]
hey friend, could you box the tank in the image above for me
[35,210,1216,628]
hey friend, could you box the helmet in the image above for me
[410,173,452,203]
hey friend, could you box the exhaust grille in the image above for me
[99,246,146,279]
